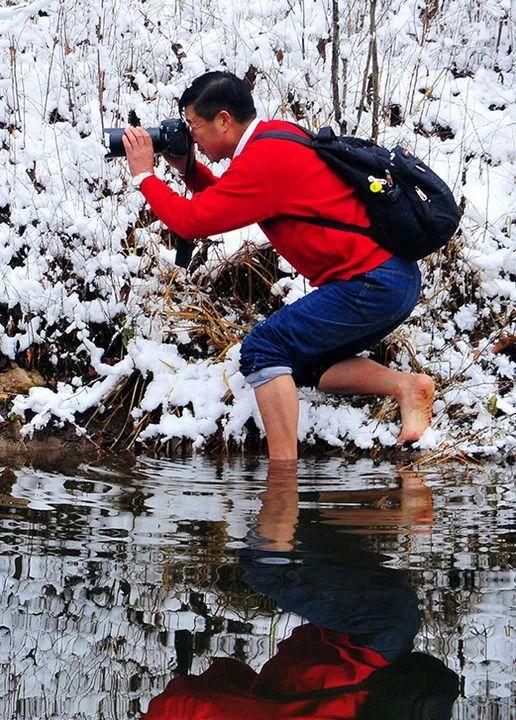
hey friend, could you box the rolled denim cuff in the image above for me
[245,365,293,389]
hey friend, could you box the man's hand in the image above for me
[163,142,196,178]
[122,126,155,176]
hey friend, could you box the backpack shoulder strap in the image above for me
[254,130,314,148]
[253,126,373,240]
[259,677,370,702]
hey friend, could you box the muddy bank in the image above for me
[0,423,93,468]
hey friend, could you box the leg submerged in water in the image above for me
[318,357,435,444]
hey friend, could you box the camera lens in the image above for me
[104,126,163,158]
[104,119,191,159]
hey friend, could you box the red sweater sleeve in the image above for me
[140,150,276,241]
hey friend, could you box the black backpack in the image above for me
[360,651,460,720]
[254,125,461,261]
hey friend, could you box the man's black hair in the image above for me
[179,71,256,123]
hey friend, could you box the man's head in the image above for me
[179,71,256,162]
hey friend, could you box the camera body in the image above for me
[156,118,191,156]
[104,118,191,159]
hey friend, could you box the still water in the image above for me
[0,457,513,719]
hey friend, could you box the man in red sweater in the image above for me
[122,72,435,460]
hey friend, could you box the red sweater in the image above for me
[141,624,389,719]
[141,120,392,286]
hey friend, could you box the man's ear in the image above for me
[217,110,233,133]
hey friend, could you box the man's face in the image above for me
[184,106,231,163]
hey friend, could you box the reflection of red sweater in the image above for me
[141,624,389,719]
[140,120,391,286]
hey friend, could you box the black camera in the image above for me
[104,118,191,159]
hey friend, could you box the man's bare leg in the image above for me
[254,375,299,460]
[257,460,299,550]
[318,357,434,444]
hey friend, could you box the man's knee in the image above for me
[239,329,262,378]
[239,328,292,387]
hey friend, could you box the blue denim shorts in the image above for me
[239,256,421,388]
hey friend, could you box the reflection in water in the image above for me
[143,467,459,718]
[0,458,513,718]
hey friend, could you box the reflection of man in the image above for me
[122,71,435,461]
[141,472,458,719]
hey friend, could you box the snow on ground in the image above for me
[0,0,514,455]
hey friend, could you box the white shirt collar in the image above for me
[232,117,261,159]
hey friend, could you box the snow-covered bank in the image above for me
[0,0,514,456]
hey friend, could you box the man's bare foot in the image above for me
[396,374,435,444]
